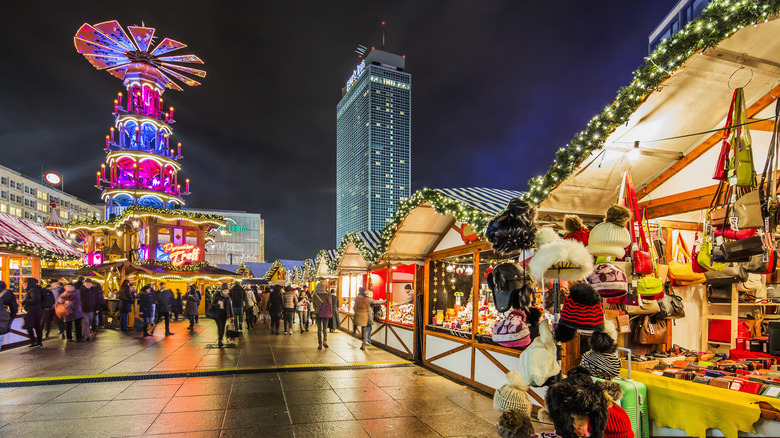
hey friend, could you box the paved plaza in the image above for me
[0,319,555,437]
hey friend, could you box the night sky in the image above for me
[0,1,675,261]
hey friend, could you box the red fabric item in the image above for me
[605,405,634,438]
[559,296,604,330]
[564,228,590,246]
[729,349,778,362]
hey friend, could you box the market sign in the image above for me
[161,242,200,267]
[227,224,247,233]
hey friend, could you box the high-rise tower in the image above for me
[74,20,206,219]
[336,49,411,245]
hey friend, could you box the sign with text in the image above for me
[160,242,201,267]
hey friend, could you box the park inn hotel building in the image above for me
[336,49,411,245]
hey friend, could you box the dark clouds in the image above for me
[0,1,675,260]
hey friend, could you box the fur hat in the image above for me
[529,228,595,282]
[493,371,532,414]
[556,283,604,343]
[543,366,609,438]
[587,205,632,259]
[486,198,538,257]
[487,263,534,312]
[496,409,535,438]
[563,215,590,246]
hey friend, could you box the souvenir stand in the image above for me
[525,5,780,435]
[332,231,382,333]
[263,259,305,285]
[0,212,82,350]
[313,250,338,290]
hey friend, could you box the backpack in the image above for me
[41,289,55,309]
[317,295,332,319]
[0,290,11,334]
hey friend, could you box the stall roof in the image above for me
[0,212,81,259]
[530,5,780,221]
[333,232,383,274]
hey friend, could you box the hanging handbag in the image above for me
[714,226,757,240]
[729,88,757,187]
[759,100,780,231]
[698,232,727,271]
[623,172,653,275]
[624,297,661,315]
[736,273,763,292]
[733,190,763,229]
[713,90,738,181]
[637,276,664,297]
[721,235,765,261]
[634,315,668,344]
[667,234,706,286]
[691,232,708,274]
[704,265,749,286]
[744,250,777,274]
[708,285,733,303]
[655,283,685,319]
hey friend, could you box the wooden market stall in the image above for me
[333,231,382,333]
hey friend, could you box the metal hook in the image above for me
[728,65,753,90]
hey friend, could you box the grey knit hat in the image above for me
[493,371,532,415]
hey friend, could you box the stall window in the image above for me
[387,264,415,326]
[477,250,521,336]
[158,228,171,244]
[185,230,198,245]
[340,274,364,313]
[367,269,388,321]
[428,255,474,334]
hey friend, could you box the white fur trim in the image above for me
[529,239,595,281]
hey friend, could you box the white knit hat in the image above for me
[586,222,631,258]
[493,371,532,415]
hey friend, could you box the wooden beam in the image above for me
[641,184,718,218]
[426,343,470,363]
[748,118,777,132]
[637,85,780,199]
[394,230,443,236]
[657,220,702,231]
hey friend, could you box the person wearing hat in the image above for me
[392,284,414,309]
[22,278,44,347]
[81,278,105,341]
[311,282,332,349]
[209,286,235,347]
[556,283,605,343]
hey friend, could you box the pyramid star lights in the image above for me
[74,20,206,218]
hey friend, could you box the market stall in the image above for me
[332,231,382,332]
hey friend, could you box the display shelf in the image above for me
[701,283,739,351]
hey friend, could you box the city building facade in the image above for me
[649,0,711,53]
[0,164,102,223]
[183,208,265,265]
[336,49,411,245]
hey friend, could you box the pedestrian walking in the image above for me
[40,281,57,339]
[259,286,271,328]
[229,282,246,330]
[311,282,332,350]
[81,278,104,341]
[22,278,44,347]
[0,281,19,348]
[353,288,385,350]
[155,282,175,336]
[282,286,297,335]
[58,283,84,342]
[297,289,310,333]
[245,285,258,329]
[329,288,338,333]
[117,279,133,332]
[137,285,155,337]
[173,289,183,321]
[183,284,201,331]
[48,281,66,338]
[208,286,234,348]
[266,285,283,334]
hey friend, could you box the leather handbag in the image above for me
[721,235,764,261]
[736,273,762,292]
[734,190,763,229]
[637,276,664,297]
[744,250,777,274]
[713,90,738,181]
[668,235,706,286]
[697,236,727,271]
[708,319,733,343]
[634,315,668,344]
[708,285,733,303]
[714,226,757,240]
[729,89,757,188]
[704,266,749,286]
[759,100,780,231]
[624,297,661,315]
[656,283,685,319]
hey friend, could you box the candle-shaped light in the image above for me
[118,92,123,108]
[105,135,110,148]
[114,99,118,113]
[169,149,174,158]
[110,127,115,142]
[96,172,101,186]
[169,107,174,120]
[177,184,181,195]
[135,127,140,144]
[177,142,182,157]
[101,163,106,179]
[186,179,190,193]
[164,112,169,122]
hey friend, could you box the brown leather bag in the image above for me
[634,315,667,344]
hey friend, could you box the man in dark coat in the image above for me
[155,282,175,336]
[137,285,155,337]
[229,282,247,330]
[0,281,19,346]
[22,278,44,347]
[81,278,105,341]
[265,285,284,335]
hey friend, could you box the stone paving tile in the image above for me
[219,426,295,438]
[0,385,77,406]
[0,417,85,437]
[143,430,221,437]
[175,382,234,397]
[287,402,355,424]
[0,403,41,428]
[292,420,370,438]
[115,384,181,400]
[419,410,496,437]
[222,406,290,428]
[344,399,414,420]
[93,397,171,417]
[51,381,133,402]
[66,413,158,437]
[333,385,393,403]
[17,400,109,421]
[360,416,441,438]
[447,392,495,412]
[163,394,231,413]
[283,389,342,406]
[146,409,226,435]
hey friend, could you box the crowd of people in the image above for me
[0,278,382,354]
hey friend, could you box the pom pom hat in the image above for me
[559,283,605,332]
[493,371,532,415]
[587,205,632,258]
[563,215,590,246]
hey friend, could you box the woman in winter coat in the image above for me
[183,285,201,331]
[353,288,385,351]
[22,278,44,347]
[281,286,298,335]
[296,290,310,333]
[137,285,155,337]
[265,285,284,335]
[117,279,133,332]
[210,286,234,347]
[329,288,339,333]
[311,282,332,350]
[245,286,258,329]
[259,287,271,328]
[59,283,85,341]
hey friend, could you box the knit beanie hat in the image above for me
[605,404,634,438]
[587,205,632,259]
[559,283,604,333]
[581,350,622,380]
[563,215,590,246]
[493,371,532,415]
[586,263,628,298]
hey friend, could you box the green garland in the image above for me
[66,206,224,230]
[0,242,81,262]
[302,258,315,282]
[138,259,210,272]
[314,249,337,275]
[263,260,284,281]
[522,0,780,205]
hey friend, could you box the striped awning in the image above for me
[0,212,81,257]
[355,230,383,252]
[326,249,337,261]
[436,188,525,216]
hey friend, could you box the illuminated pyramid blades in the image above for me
[74,20,206,91]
